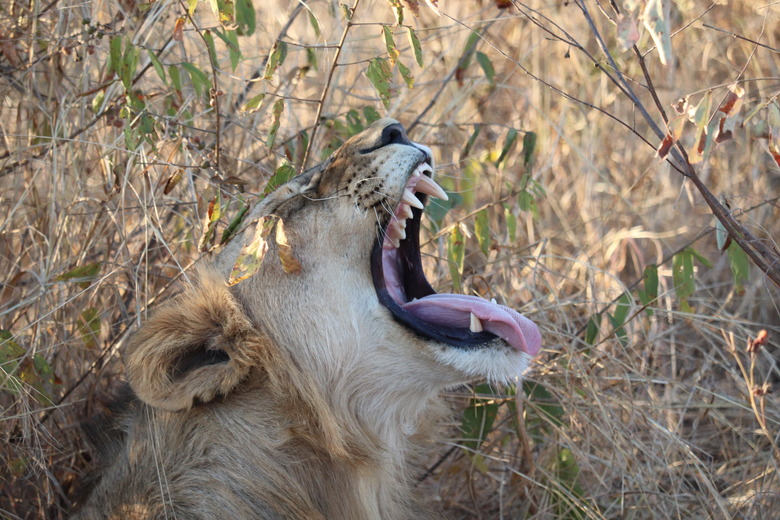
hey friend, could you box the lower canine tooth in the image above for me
[469,313,483,333]
[398,204,414,220]
[401,188,424,209]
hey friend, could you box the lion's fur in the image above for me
[70,119,531,519]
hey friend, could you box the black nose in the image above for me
[380,123,411,147]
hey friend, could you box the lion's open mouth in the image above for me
[371,161,541,356]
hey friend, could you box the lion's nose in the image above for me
[380,123,411,147]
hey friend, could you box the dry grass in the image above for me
[1,0,779,518]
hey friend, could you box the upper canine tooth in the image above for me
[415,175,448,201]
[469,313,483,333]
[401,188,424,209]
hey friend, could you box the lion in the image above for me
[70,119,541,520]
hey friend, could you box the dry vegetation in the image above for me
[1,0,779,518]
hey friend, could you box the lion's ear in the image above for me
[124,272,264,411]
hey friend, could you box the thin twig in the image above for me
[703,23,780,54]
[574,0,780,288]
[177,0,221,170]
[301,0,361,171]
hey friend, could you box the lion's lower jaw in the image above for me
[432,342,532,387]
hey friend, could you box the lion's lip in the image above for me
[371,163,541,355]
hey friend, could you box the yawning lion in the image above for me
[70,119,541,520]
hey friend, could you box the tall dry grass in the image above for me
[1,0,778,518]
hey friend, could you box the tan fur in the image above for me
[71,119,531,519]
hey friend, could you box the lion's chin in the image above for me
[371,162,542,361]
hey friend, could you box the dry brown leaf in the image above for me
[275,219,302,275]
[173,17,185,42]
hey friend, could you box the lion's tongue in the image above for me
[402,294,541,356]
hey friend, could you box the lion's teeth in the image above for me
[385,219,406,247]
[401,188,424,209]
[490,298,497,304]
[414,175,448,201]
[398,204,414,220]
[469,313,483,333]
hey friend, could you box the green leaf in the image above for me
[382,26,399,64]
[264,40,288,80]
[407,27,423,67]
[638,264,658,316]
[109,35,122,77]
[366,57,393,108]
[503,203,516,242]
[460,383,500,453]
[462,124,482,157]
[459,30,480,72]
[308,10,321,37]
[267,98,285,149]
[79,308,101,348]
[727,241,750,291]
[341,3,353,20]
[643,264,658,301]
[397,61,414,88]
[264,159,296,194]
[187,0,197,15]
[518,190,538,219]
[345,109,364,136]
[474,209,490,256]
[554,447,587,519]
[447,226,465,292]
[461,159,480,208]
[673,249,695,311]
[642,0,673,66]
[523,381,565,430]
[169,65,182,93]
[0,330,25,395]
[242,93,265,113]
[608,293,632,345]
[522,131,537,170]
[425,191,456,231]
[494,128,518,168]
[475,51,495,85]
[0,330,25,365]
[612,292,632,326]
[690,247,712,268]
[181,62,209,98]
[715,219,729,251]
[203,30,219,67]
[221,201,250,244]
[120,40,139,91]
[235,0,256,35]
[91,91,105,113]
[585,314,600,345]
[363,106,381,124]
[147,49,167,84]
[225,30,242,71]
[306,48,318,71]
[56,263,101,288]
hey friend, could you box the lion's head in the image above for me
[73,119,541,520]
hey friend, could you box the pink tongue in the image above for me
[402,294,541,356]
